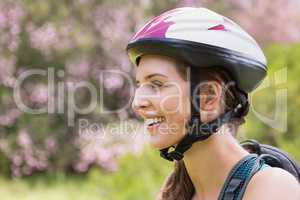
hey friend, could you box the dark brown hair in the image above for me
[156,61,247,200]
[157,160,194,200]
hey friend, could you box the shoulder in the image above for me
[243,167,300,200]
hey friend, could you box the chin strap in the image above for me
[160,67,249,162]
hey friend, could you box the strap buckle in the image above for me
[160,148,184,161]
[169,150,184,161]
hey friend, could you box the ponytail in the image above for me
[157,160,195,200]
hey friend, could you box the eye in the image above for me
[135,81,140,88]
[150,80,163,88]
[134,80,164,89]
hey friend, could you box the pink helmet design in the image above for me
[127,7,267,93]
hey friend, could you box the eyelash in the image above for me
[151,80,163,88]
[136,81,164,89]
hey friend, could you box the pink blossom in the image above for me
[66,58,91,78]
[178,0,198,6]
[11,153,23,167]
[103,73,124,92]
[11,165,22,177]
[45,136,58,153]
[0,1,25,53]
[0,12,7,29]
[229,0,300,44]
[177,0,211,7]
[17,129,32,148]
[0,108,22,126]
[0,56,16,86]
[28,23,59,56]
[29,84,49,104]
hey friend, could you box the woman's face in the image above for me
[132,55,190,149]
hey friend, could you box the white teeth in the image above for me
[145,117,165,126]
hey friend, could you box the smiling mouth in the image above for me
[145,117,166,128]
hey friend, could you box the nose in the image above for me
[131,88,152,115]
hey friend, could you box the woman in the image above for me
[127,7,299,200]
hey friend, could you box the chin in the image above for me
[148,134,180,150]
[149,140,169,150]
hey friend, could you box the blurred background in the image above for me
[0,0,299,199]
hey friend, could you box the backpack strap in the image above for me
[241,139,300,182]
[236,155,269,200]
[218,154,265,200]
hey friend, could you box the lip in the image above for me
[146,121,165,135]
[138,110,163,119]
[143,115,164,120]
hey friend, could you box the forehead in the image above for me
[136,55,182,80]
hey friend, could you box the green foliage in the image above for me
[0,147,171,200]
[245,43,300,162]
[0,151,10,177]
[85,147,171,200]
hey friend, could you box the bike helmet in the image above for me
[126,7,267,161]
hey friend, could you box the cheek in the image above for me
[160,96,180,114]
[159,88,188,115]
[159,91,189,135]
[149,86,190,149]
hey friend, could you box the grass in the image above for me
[0,146,172,200]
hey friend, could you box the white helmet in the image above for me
[127,7,267,93]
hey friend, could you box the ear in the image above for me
[200,81,222,111]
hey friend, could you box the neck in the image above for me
[183,125,249,200]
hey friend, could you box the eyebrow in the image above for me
[136,73,168,84]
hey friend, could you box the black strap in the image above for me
[218,154,265,200]
[235,156,264,200]
[160,109,242,161]
[160,67,206,161]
